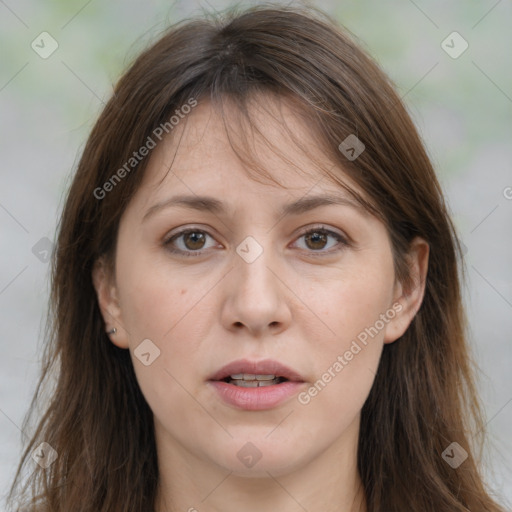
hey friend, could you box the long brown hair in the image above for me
[7,4,507,511]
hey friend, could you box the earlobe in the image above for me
[384,237,430,344]
[91,257,130,349]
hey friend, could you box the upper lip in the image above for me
[209,358,305,382]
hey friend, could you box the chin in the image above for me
[209,436,308,478]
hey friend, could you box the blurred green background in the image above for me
[1,0,511,508]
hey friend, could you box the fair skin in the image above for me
[93,96,429,512]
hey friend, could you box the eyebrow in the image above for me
[142,193,365,222]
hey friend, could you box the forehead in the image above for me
[135,94,369,212]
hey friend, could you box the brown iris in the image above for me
[182,231,206,250]
[304,230,328,250]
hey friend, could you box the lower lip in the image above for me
[208,380,305,410]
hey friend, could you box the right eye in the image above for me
[163,228,219,257]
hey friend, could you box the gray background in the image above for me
[1,0,511,508]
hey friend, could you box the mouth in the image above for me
[207,359,306,410]
[208,358,305,385]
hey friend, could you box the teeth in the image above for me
[225,373,287,386]
[231,378,281,387]
[235,380,260,387]
[229,374,277,381]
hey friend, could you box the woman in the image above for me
[7,4,507,512]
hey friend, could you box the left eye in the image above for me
[163,226,347,257]
[293,227,347,253]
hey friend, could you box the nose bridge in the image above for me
[234,232,279,298]
[222,231,290,333]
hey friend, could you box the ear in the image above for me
[91,257,129,349]
[384,236,430,344]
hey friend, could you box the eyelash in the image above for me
[163,225,349,258]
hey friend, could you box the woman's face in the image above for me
[93,97,427,479]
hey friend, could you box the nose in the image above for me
[220,242,292,337]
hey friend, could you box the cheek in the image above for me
[116,249,216,379]
[299,265,393,410]
[310,262,395,348]
[117,246,195,339]
[118,258,210,430]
